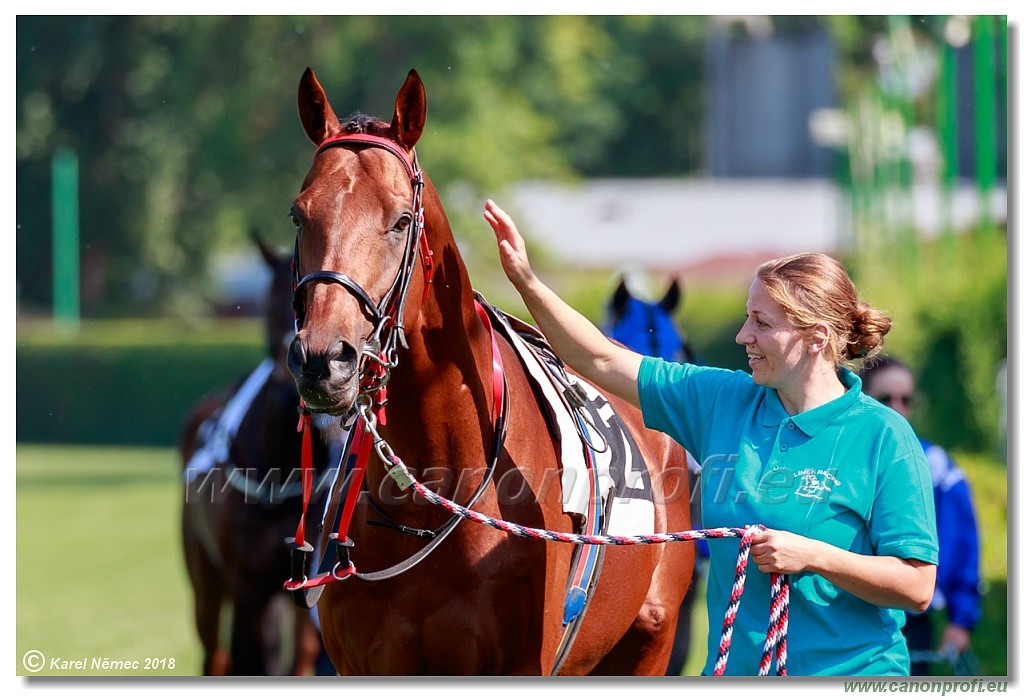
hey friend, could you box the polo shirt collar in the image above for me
[761,367,863,436]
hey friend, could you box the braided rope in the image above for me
[406,476,789,675]
[713,524,758,675]
[409,478,746,545]
[761,570,790,675]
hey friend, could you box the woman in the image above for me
[861,356,982,675]
[483,200,938,676]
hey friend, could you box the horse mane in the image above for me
[342,112,391,136]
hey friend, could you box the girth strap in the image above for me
[474,294,614,676]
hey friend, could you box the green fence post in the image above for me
[937,19,958,246]
[973,15,996,234]
[52,148,80,334]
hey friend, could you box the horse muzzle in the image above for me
[287,333,361,415]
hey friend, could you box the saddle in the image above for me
[475,293,656,674]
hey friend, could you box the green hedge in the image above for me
[17,226,1006,457]
[17,319,265,446]
[15,287,753,448]
[848,227,1008,455]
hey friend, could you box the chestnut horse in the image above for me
[285,67,693,675]
[180,234,340,675]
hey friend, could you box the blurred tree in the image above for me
[17,15,911,318]
[581,16,709,176]
[17,16,607,316]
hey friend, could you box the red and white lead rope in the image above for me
[292,400,789,674]
[401,472,790,675]
[713,523,789,676]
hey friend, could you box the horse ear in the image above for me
[610,277,631,317]
[659,279,682,313]
[297,67,342,146]
[389,69,426,150]
[251,229,280,269]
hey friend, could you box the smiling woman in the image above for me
[485,201,940,677]
[736,253,893,415]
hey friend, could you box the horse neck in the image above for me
[234,372,303,478]
[370,180,498,497]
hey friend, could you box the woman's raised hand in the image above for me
[484,199,535,291]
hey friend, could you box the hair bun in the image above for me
[847,301,892,360]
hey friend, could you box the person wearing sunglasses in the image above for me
[861,355,982,675]
[484,199,938,676]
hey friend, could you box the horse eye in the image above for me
[392,214,413,233]
[289,210,302,232]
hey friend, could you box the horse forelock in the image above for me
[342,113,391,137]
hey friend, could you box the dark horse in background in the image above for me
[284,67,693,675]
[179,234,342,675]
[603,275,706,676]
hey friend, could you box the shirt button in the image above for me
[787,422,796,430]
[780,444,788,452]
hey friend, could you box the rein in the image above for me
[285,298,508,607]
[401,468,790,676]
[290,411,789,675]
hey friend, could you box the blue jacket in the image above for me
[921,439,983,630]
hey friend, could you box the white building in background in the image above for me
[213,175,1006,307]
[507,178,840,277]
[506,177,1006,282]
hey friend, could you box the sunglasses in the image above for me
[877,393,914,408]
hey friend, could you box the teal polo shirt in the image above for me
[637,358,938,676]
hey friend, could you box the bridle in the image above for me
[285,130,478,598]
[290,133,434,411]
[285,133,508,603]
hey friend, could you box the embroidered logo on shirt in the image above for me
[794,468,842,501]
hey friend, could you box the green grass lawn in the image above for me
[948,451,1009,677]
[16,445,201,676]
[16,444,1008,677]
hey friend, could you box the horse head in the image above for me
[606,276,694,363]
[253,230,296,382]
[287,67,434,416]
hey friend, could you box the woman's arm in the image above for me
[483,199,644,407]
[750,528,936,611]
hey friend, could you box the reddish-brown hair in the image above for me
[756,253,892,367]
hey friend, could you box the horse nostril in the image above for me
[286,335,307,378]
[336,342,357,363]
[288,336,360,383]
[329,341,359,377]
